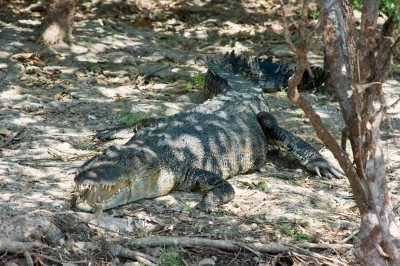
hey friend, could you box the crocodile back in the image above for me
[125,91,270,189]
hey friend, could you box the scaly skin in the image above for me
[74,51,343,213]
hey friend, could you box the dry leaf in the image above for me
[54,91,67,100]
[0,128,11,137]
[114,93,122,102]
[21,184,31,193]
[178,215,192,222]
[14,129,27,141]
[175,87,189,93]
[175,79,187,84]
[135,18,150,26]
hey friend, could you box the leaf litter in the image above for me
[0,0,400,265]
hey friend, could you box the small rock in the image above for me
[166,18,182,26]
[199,258,215,266]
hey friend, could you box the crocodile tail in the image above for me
[297,65,327,90]
[204,52,232,100]
[204,50,327,99]
[257,57,292,92]
[204,50,258,99]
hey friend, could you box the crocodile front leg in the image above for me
[189,169,235,212]
[256,111,344,179]
[95,117,162,140]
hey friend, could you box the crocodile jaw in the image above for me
[75,179,132,212]
[74,165,162,212]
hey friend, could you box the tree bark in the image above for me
[316,0,400,264]
[38,0,78,45]
[281,0,400,264]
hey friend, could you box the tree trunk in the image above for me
[280,0,400,264]
[323,0,357,95]
[316,0,400,264]
[38,0,77,45]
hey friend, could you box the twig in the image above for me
[388,97,400,110]
[31,253,87,264]
[285,244,348,266]
[236,242,262,257]
[23,251,34,266]
[0,250,7,259]
[47,148,66,161]
[137,65,170,86]
[84,242,156,265]
[0,127,26,148]
[226,247,241,266]
[338,229,359,244]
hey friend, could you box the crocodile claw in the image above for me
[308,157,344,179]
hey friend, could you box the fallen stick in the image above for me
[120,236,353,254]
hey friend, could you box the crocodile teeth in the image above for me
[84,200,87,205]
[89,184,92,190]
[118,188,121,193]
[97,195,101,203]
[108,186,111,191]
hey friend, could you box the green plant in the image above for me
[117,110,146,123]
[77,143,85,150]
[308,7,320,20]
[130,72,137,81]
[277,87,288,97]
[317,98,327,106]
[351,0,362,10]
[192,73,205,87]
[87,62,97,68]
[174,196,191,211]
[282,225,294,237]
[158,249,185,266]
[380,1,400,27]
[63,34,72,45]
[277,216,287,223]
[164,34,174,40]
[294,232,312,241]
[258,182,271,193]
[185,82,193,91]
[295,108,307,118]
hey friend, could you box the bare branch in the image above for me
[388,97,400,110]
[279,0,298,53]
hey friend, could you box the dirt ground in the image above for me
[1,0,400,265]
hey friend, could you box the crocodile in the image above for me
[74,50,342,213]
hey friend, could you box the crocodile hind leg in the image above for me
[256,111,344,179]
[95,117,162,140]
[190,169,235,212]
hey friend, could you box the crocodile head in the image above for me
[74,145,161,212]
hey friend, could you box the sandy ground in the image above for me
[0,0,400,265]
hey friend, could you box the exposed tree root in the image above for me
[119,236,352,252]
[0,238,48,253]
[84,241,157,266]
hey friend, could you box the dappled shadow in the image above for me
[0,1,397,265]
